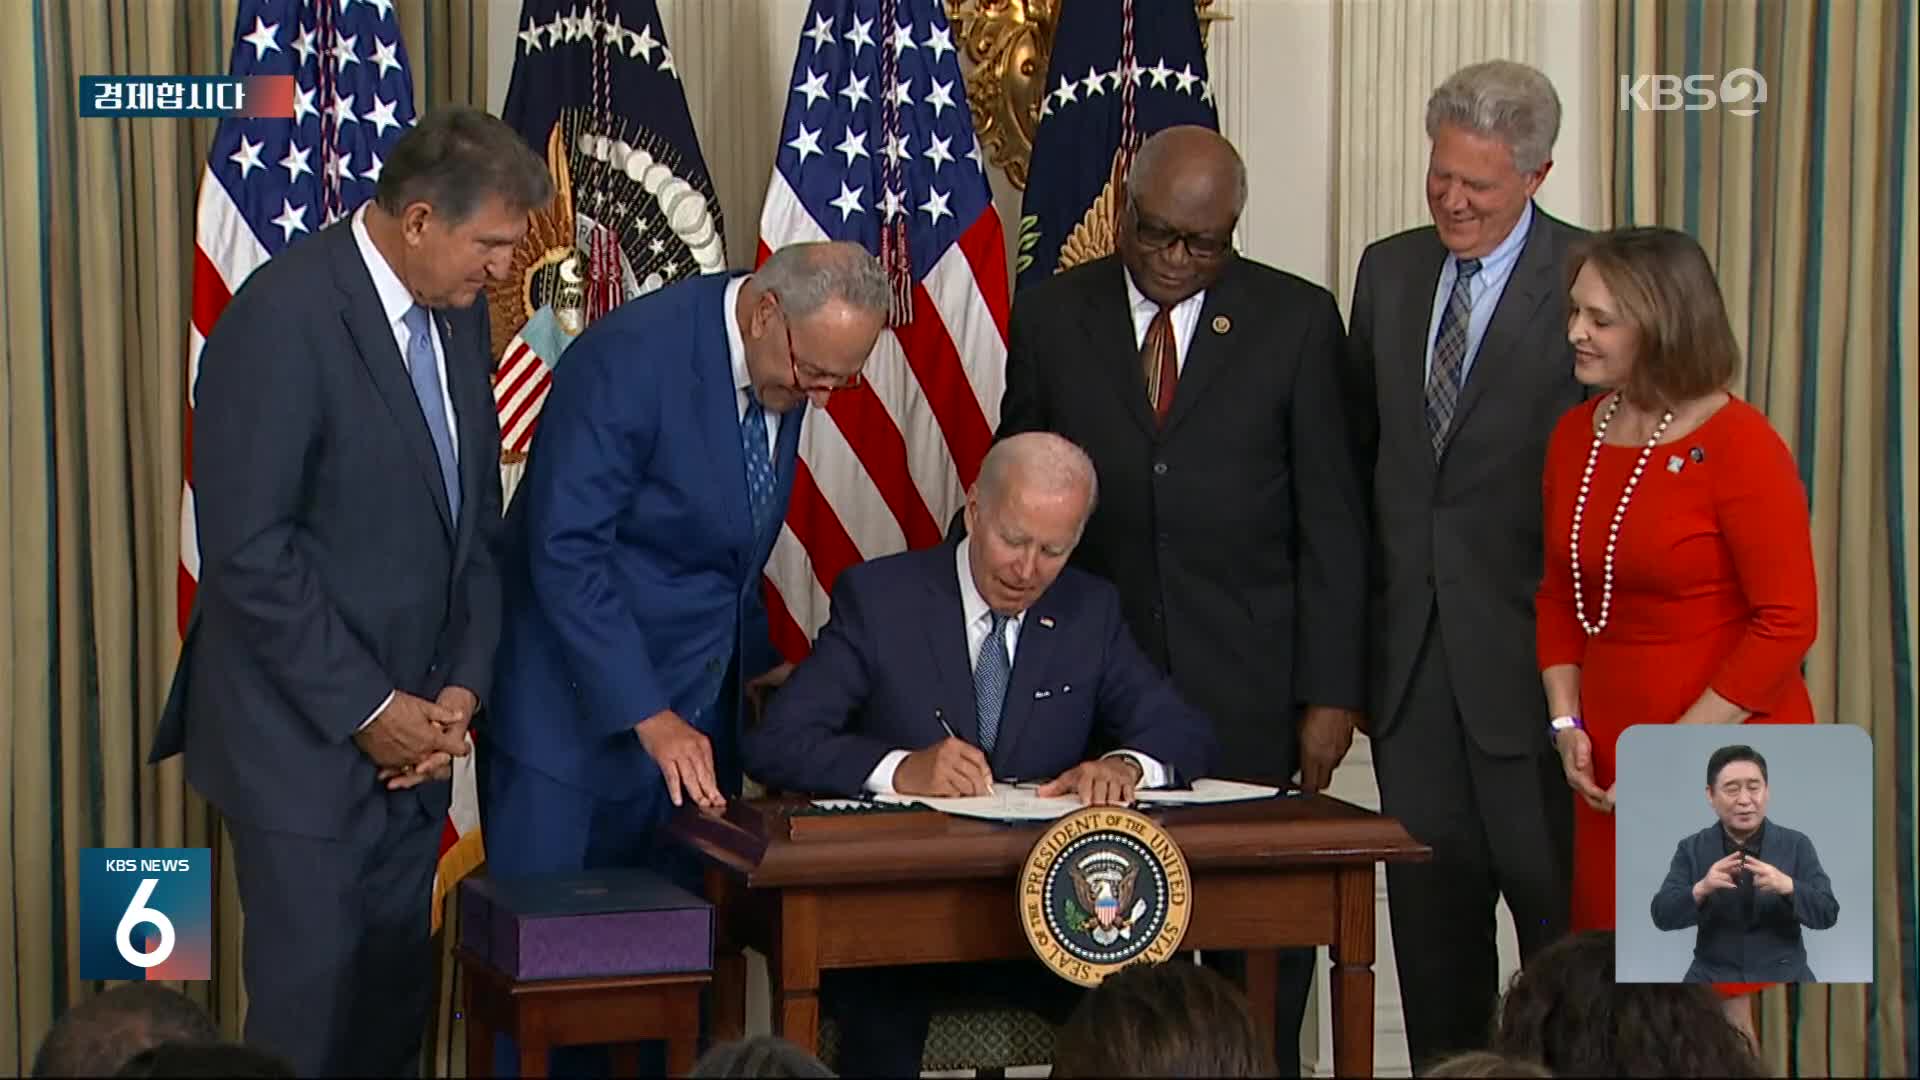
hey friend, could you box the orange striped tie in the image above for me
[1142,304,1177,426]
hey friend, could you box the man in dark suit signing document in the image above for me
[745,431,1215,1076]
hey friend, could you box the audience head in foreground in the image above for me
[1051,960,1275,1078]
[112,1040,295,1078]
[690,1035,835,1078]
[963,432,1100,617]
[32,984,219,1078]
[1490,929,1766,1077]
[1425,1050,1554,1078]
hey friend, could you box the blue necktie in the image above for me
[975,612,1013,753]
[1424,257,1482,459]
[741,394,776,538]
[402,305,460,521]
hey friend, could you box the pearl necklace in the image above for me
[1571,394,1673,636]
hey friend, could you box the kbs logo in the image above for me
[79,848,212,980]
[1619,68,1768,116]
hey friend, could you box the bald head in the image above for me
[964,434,1098,614]
[1120,127,1243,306]
[1128,126,1248,217]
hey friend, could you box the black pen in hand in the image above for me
[933,707,993,795]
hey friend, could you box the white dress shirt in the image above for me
[723,276,779,457]
[1124,270,1207,373]
[351,205,461,731]
[863,542,1169,793]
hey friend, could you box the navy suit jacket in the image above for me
[487,273,800,802]
[153,221,503,840]
[744,543,1215,796]
[1650,820,1839,983]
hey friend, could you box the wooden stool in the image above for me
[456,947,709,1077]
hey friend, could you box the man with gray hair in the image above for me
[484,238,886,858]
[1343,59,1585,1070]
[479,239,885,1072]
[746,431,1214,1075]
[153,104,549,1075]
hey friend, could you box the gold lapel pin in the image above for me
[1212,315,1231,334]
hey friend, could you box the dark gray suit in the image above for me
[154,221,502,1076]
[1345,204,1584,1069]
[1651,821,1839,983]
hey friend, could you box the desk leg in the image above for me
[707,868,748,1044]
[609,1043,643,1077]
[664,1035,696,1077]
[518,1042,548,1079]
[1331,865,1378,1079]
[1242,950,1280,1057]
[773,891,823,1055]
[462,975,492,1079]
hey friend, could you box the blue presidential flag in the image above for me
[490,0,725,463]
[1015,0,1217,290]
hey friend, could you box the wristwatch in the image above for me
[1547,715,1583,743]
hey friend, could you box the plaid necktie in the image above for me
[401,305,460,521]
[741,395,776,539]
[1141,303,1178,426]
[1424,257,1482,459]
[975,611,1013,752]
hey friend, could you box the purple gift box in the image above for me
[458,868,713,981]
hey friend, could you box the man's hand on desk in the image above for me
[1298,706,1362,794]
[894,738,995,796]
[635,709,726,809]
[1037,756,1141,807]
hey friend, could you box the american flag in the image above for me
[758,0,1009,658]
[178,0,474,931]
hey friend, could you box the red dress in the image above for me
[1536,395,1817,997]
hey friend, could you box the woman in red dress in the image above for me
[1534,227,1818,1045]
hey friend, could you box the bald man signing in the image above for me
[996,125,1368,1073]
[745,432,1216,1076]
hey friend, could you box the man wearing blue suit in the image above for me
[479,241,889,882]
[153,108,551,1077]
[745,431,1216,1075]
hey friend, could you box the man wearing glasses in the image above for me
[995,125,1368,1075]
[479,239,887,899]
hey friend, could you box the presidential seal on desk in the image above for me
[1020,807,1191,986]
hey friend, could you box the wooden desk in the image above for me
[455,946,707,1078]
[669,794,1428,1077]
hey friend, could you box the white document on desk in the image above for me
[873,779,1284,821]
[1134,778,1284,805]
[873,785,1082,821]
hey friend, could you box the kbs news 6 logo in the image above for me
[79,848,212,980]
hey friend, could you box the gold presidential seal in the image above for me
[1019,806,1192,986]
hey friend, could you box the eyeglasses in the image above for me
[1127,200,1233,259]
[777,298,863,393]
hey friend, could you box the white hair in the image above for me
[1425,60,1562,173]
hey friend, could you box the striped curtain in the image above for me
[0,0,485,1073]
[1601,1,1917,1075]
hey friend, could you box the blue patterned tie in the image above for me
[975,612,1013,752]
[402,305,460,521]
[1424,257,1482,460]
[741,394,776,538]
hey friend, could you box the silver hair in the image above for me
[975,432,1100,522]
[1128,128,1249,217]
[752,241,891,319]
[1424,60,1562,174]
